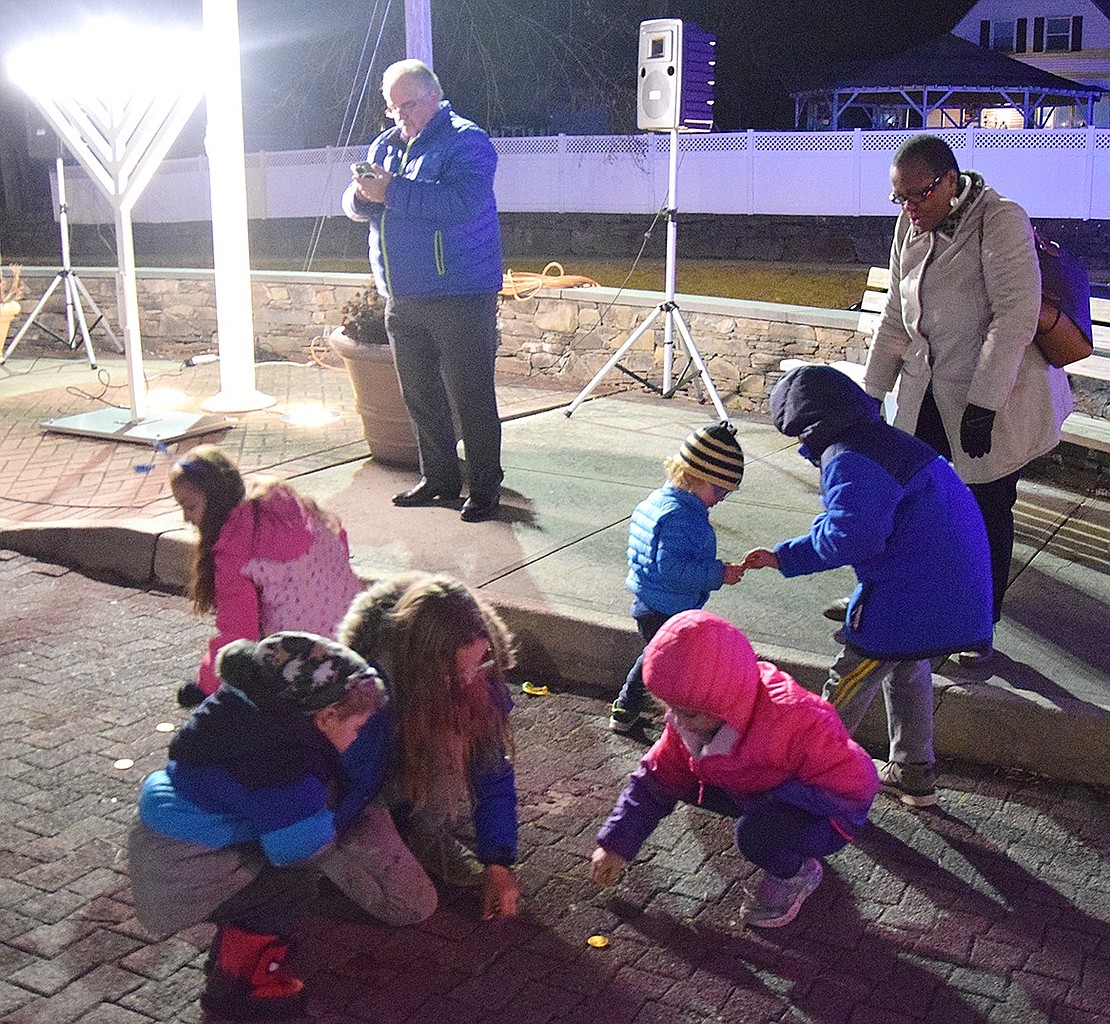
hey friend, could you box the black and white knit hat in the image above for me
[216,631,385,714]
[676,421,745,491]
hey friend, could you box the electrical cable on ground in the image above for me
[499,261,599,299]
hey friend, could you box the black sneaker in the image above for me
[875,759,938,808]
[822,597,851,622]
[608,701,641,733]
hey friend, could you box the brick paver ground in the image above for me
[2,551,1109,1024]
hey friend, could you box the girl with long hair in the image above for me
[338,572,521,919]
[170,445,362,707]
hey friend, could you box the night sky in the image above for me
[0,1,978,214]
[3,1,979,138]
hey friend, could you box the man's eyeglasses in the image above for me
[385,96,429,119]
[889,172,946,207]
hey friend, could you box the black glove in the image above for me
[960,403,996,458]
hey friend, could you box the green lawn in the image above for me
[288,257,870,310]
[504,258,870,309]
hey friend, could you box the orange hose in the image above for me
[500,261,599,300]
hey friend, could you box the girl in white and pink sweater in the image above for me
[170,445,362,707]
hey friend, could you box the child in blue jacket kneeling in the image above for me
[128,632,426,1021]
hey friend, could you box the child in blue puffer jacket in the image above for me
[129,632,433,1021]
[609,421,746,733]
[742,366,992,809]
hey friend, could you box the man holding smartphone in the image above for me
[342,59,504,523]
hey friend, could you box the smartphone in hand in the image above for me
[351,161,376,179]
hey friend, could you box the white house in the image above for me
[953,0,1110,124]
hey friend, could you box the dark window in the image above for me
[991,20,1016,50]
[1046,17,1071,51]
[1072,15,1084,50]
[1033,16,1045,51]
[1016,18,1028,52]
[980,19,991,47]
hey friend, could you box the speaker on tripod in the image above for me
[637,19,716,132]
[566,19,727,420]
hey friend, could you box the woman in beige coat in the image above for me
[863,134,1072,665]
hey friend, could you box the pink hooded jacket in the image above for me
[196,489,362,694]
[597,611,879,862]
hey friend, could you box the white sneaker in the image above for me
[743,857,823,928]
[958,644,998,670]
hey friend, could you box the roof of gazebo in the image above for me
[790,32,1102,104]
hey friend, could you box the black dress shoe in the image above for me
[460,493,500,523]
[392,479,460,507]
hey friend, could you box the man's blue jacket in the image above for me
[344,101,503,300]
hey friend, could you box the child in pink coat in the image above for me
[170,445,362,707]
[591,610,880,927]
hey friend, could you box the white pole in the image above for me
[200,0,274,413]
[662,127,679,395]
[114,197,146,420]
[405,0,434,67]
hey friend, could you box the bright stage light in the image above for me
[8,4,274,440]
[8,18,201,102]
[7,15,222,443]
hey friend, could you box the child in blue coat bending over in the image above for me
[742,365,992,807]
[609,421,745,732]
[592,610,880,928]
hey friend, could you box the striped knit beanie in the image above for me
[676,421,744,491]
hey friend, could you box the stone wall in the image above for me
[496,288,869,414]
[16,267,1106,426]
[12,268,372,362]
[11,268,869,416]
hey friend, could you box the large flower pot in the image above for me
[329,328,420,469]
[0,301,20,352]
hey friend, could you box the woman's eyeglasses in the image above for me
[889,172,946,207]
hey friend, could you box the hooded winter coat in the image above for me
[770,365,992,660]
[596,611,879,863]
[198,488,363,694]
[863,176,1072,485]
[130,685,392,937]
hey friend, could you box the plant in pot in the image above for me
[329,286,419,468]
[0,264,27,353]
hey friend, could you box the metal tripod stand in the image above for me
[564,128,728,421]
[1,157,121,368]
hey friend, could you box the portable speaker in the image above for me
[637,19,716,132]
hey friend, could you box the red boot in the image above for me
[200,923,306,1020]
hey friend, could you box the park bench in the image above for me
[813,266,1110,455]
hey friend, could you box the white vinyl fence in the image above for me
[55,126,1110,224]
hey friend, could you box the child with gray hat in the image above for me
[128,631,426,1021]
[610,421,745,732]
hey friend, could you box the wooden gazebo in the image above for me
[791,33,1102,129]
